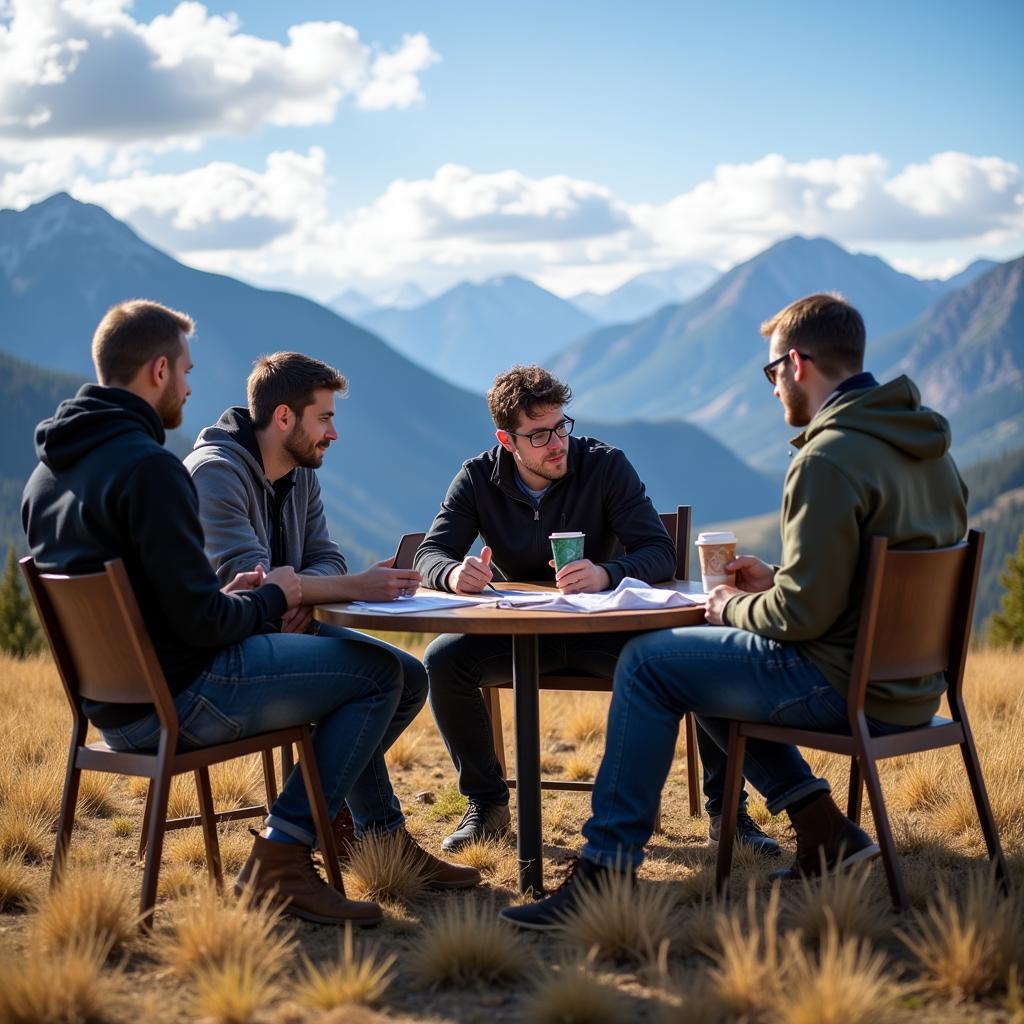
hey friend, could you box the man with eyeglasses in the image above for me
[501,293,969,930]
[415,364,678,851]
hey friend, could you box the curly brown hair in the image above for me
[486,365,572,433]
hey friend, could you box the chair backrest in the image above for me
[847,530,983,717]
[393,533,426,571]
[21,557,176,726]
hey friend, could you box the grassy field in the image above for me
[0,643,1022,1024]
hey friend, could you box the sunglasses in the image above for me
[763,351,813,385]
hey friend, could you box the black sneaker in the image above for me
[769,793,879,882]
[499,857,624,931]
[708,811,781,857]
[442,801,511,853]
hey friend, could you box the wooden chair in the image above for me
[713,530,1009,911]
[21,557,342,927]
[398,507,703,817]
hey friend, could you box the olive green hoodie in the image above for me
[724,375,968,726]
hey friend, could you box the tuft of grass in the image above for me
[0,932,125,1024]
[345,829,428,903]
[782,856,893,943]
[166,775,200,820]
[425,784,467,822]
[0,853,37,911]
[770,922,904,1024]
[544,794,589,837]
[520,958,630,1024]
[898,870,1024,998]
[293,922,397,1010]
[0,805,51,861]
[156,861,202,900]
[560,864,675,963]
[76,770,120,817]
[32,861,138,957]
[563,748,596,782]
[210,757,264,811]
[192,948,280,1024]
[453,837,505,873]
[565,697,606,746]
[410,899,534,988]
[160,882,295,980]
[165,827,210,869]
[110,815,133,838]
[385,731,422,771]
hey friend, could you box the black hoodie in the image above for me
[21,385,288,728]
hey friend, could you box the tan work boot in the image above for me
[394,828,482,889]
[235,831,382,926]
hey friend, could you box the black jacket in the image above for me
[415,435,676,590]
[21,385,288,728]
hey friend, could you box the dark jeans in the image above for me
[423,631,639,805]
[581,625,912,869]
[102,627,426,845]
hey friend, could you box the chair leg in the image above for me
[261,749,278,808]
[714,722,746,897]
[857,753,907,912]
[847,756,863,825]
[280,743,296,787]
[52,751,83,889]
[482,686,507,778]
[139,764,173,929]
[295,728,344,893]
[958,734,1010,889]
[138,780,153,860]
[684,712,701,817]
[194,768,224,892]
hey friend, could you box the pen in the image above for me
[484,582,502,595]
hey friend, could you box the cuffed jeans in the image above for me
[581,625,910,870]
[424,631,639,806]
[101,628,422,846]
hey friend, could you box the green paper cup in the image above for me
[549,531,585,572]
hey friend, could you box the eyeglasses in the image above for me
[507,417,575,448]
[763,351,813,385]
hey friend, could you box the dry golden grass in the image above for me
[564,696,606,746]
[520,958,630,1024]
[410,899,534,988]
[32,861,139,957]
[345,829,428,903]
[385,730,423,770]
[560,863,676,963]
[563,745,598,782]
[160,882,294,980]
[292,923,397,1010]
[0,931,126,1024]
[2,646,1024,1023]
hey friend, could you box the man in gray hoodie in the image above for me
[184,351,479,889]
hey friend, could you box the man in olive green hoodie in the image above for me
[502,293,968,930]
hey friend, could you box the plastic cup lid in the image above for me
[696,531,737,544]
[549,532,585,539]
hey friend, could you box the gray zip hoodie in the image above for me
[184,407,346,586]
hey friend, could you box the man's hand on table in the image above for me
[221,565,266,594]
[349,558,422,600]
[549,558,611,594]
[449,546,494,594]
[704,584,744,625]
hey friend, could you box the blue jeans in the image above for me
[101,628,422,845]
[424,631,639,805]
[581,626,910,870]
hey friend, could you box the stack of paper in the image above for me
[496,577,700,613]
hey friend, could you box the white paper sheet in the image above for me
[350,594,486,614]
[495,577,700,613]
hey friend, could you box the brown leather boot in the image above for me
[234,832,383,926]
[394,829,482,889]
[769,793,880,882]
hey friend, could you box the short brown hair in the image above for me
[486,365,572,433]
[760,293,865,379]
[247,352,347,430]
[91,299,193,385]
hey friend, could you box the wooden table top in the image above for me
[314,580,708,635]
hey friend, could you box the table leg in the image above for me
[512,633,543,896]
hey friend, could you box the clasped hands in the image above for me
[704,554,775,625]
[449,545,610,595]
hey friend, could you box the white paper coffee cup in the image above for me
[695,531,737,593]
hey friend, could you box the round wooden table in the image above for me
[315,581,707,894]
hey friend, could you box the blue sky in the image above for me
[2,1,1022,299]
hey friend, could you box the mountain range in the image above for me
[551,236,1023,470]
[359,274,599,393]
[0,193,780,565]
[570,261,720,323]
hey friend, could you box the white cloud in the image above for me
[0,0,439,149]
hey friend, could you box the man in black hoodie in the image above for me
[22,299,401,927]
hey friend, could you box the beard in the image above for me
[284,423,327,469]
[519,449,568,483]
[156,387,185,430]
[778,376,812,428]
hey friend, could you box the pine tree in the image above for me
[989,529,1024,648]
[0,545,43,658]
